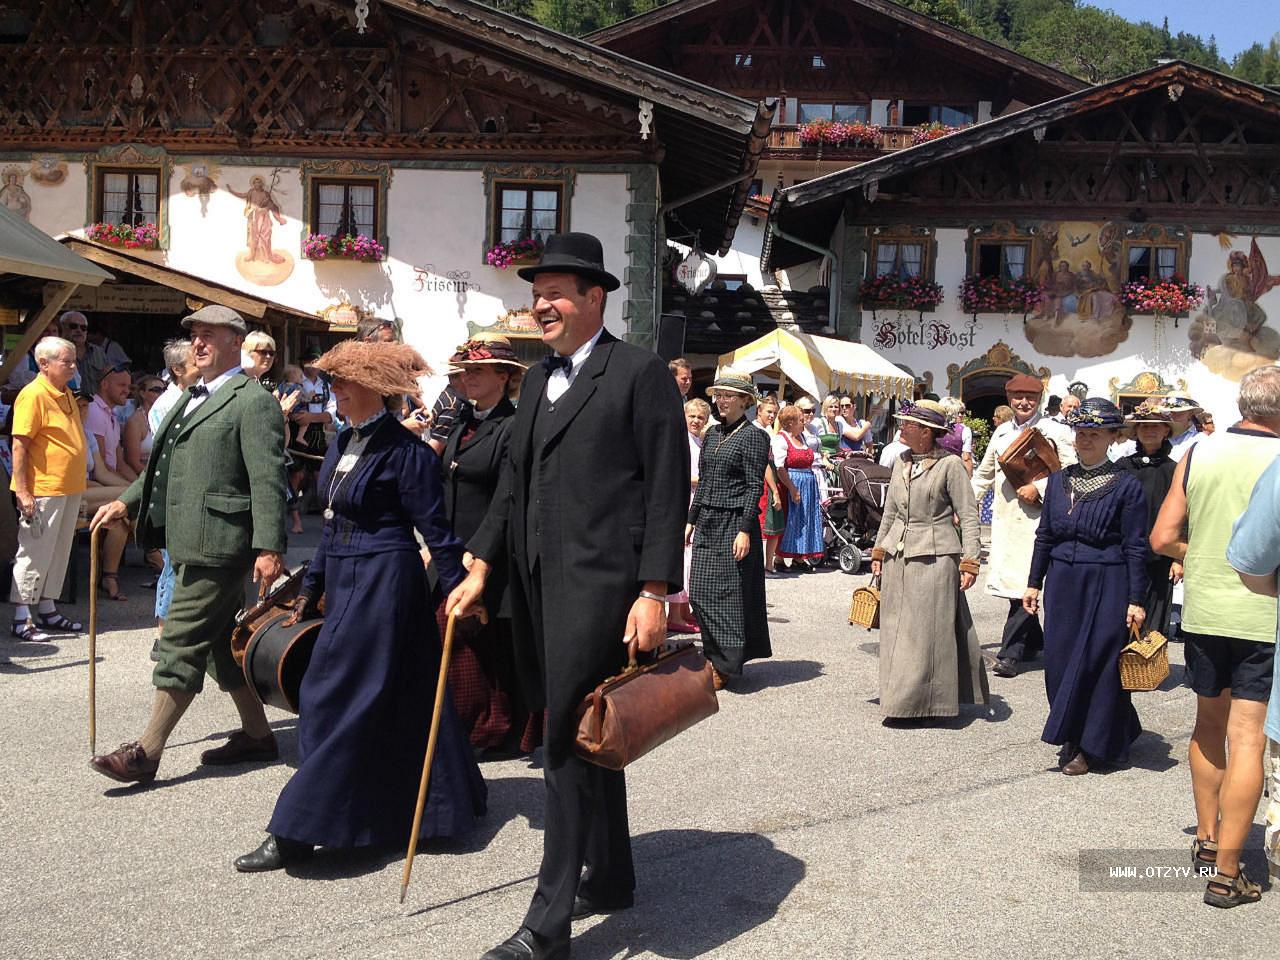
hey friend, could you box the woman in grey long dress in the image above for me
[870,400,987,724]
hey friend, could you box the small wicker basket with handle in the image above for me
[848,574,881,630]
[1119,622,1169,691]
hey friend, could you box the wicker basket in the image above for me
[848,575,881,630]
[1119,623,1169,691]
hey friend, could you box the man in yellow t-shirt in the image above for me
[9,336,87,642]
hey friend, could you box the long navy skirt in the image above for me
[1041,558,1142,764]
[268,549,487,848]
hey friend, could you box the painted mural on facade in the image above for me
[1189,238,1280,381]
[227,171,294,286]
[1023,221,1130,359]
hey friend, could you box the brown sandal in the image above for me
[1191,837,1218,871]
[100,572,128,602]
[1204,866,1262,908]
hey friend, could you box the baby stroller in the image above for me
[824,455,893,573]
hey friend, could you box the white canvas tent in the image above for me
[716,328,914,402]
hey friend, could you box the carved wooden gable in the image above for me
[0,0,641,157]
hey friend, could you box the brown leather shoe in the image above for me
[89,741,159,784]
[1062,750,1091,775]
[712,668,728,691]
[200,731,279,766]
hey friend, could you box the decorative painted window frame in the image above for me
[84,143,172,249]
[1120,224,1191,282]
[965,220,1035,278]
[482,164,576,259]
[866,225,936,281]
[300,159,392,255]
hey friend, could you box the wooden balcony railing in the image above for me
[765,124,919,155]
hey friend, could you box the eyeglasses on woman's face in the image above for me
[251,348,276,357]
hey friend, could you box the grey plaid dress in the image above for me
[688,417,773,676]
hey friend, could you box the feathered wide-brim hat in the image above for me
[1066,397,1125,430]
[1161,395,1202,414]
[312,340,430,396]
[1126,398,1174,426]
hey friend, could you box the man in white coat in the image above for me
[972,374,1076,677]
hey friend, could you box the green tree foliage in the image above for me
[1021,5,1164,82]
[1232,34,1280,85]
[895,0,979,33]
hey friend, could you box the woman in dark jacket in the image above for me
[234,340,486,872]
[1024,398,1149,776]
[686,372,772,689]
[439,336,540,755]
[1118,400,1181,636]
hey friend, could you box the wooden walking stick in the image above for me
[88,524,101,755]
[400,606,485,904]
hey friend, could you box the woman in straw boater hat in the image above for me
[1118,399,1181,636]
[1024,398,1148,776]
[437,336,542,756]
[234,339,486,873]
[686,371,773,689]
[870,400,987,725]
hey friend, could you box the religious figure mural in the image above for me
[29,156,67,186]
[0,166,32,220]
[1189,238,1280,381]
[1023,221,1130,358]
[227,171,294,286]
[180,161,221,216]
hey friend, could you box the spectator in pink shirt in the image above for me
[84,365,138,485]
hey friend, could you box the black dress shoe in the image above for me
[992,657,1018,678]
[571,891,634,920]
[234,835,314,873]
[479,926,569,960]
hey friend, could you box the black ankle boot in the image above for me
[234,834,314,873]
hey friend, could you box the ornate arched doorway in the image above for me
[947,341,1050,421]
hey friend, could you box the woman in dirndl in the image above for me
[1024,398,1149,776]
[775,404,825,568]
[753,394,787,575]
[687,372,772,689]
[234,340,485,872]
[1117,399,1181,636]
[870,400,987,724]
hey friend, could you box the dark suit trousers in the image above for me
[522,566,635,941]
[997,598,1043,662]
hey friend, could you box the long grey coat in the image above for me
[873,450,987,718]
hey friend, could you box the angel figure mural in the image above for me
[227,172,294,286]
[1190,239,1280,381]
[181,161,220,216]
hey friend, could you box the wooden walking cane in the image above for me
[88,524,101,755]
[400,606,485,904]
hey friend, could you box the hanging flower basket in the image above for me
[1120,275,1204,321]
[797,119,883,149]
[859,274,944,315]
[912,122,966,145]
[486,237,544,270]
[86,221,159,250]
[959,275,1045,318]
[303,233,386,262]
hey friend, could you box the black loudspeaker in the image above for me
[655,313,686,361]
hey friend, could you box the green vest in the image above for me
[1182,429,1280,643]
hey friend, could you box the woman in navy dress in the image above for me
[235,340,486,872]
[1023,398,1149,776]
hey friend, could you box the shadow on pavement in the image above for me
[572,829,805,960]
[1122,731,1178,774]
[733,659,823,693]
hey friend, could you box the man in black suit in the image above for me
[448,233,688,960]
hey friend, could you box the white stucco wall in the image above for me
[852,230,1280,425]
[14,156,634,373]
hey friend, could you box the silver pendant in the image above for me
[323,508,335,521]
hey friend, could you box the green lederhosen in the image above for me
[153,563,250,693]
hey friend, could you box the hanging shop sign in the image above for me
[675,249,716,295]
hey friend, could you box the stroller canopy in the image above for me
[715,329,914,401]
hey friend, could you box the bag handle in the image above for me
[870,573,882,589]
[1129,622,1142,643]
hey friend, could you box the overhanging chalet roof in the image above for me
[765,61,1280,268]
[59,238,320,326]
[586,0,1083,103]
[0,205,110,287]
[379,0,775,254]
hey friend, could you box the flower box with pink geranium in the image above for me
[486,236,544,270]
[86,221,159,250]
[959,275,1046,317]
[797,118,883,149]
[1120,275,1204,318]
[858,274,944,314]
[911,122,966,145]
[303,233,386,262]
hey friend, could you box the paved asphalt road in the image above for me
[2,529,1275,959]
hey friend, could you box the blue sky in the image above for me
[1096,1,1276,60]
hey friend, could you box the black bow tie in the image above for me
[189,384,209,398]
[542,354,572,376]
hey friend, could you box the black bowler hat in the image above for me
[516,232,621,292]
